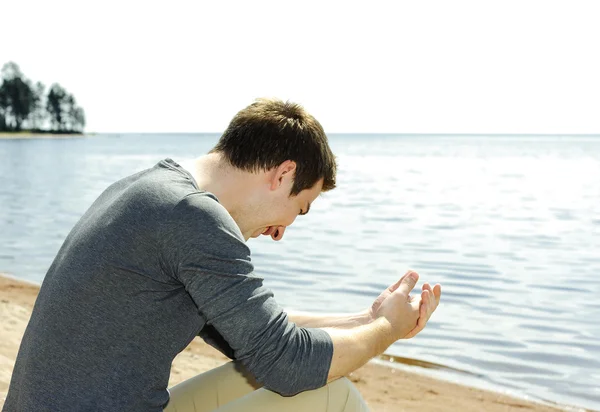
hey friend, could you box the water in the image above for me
[1,133,599,411]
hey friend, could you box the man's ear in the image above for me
[269,160,296,191]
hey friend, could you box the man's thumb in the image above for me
[398,272,419,296]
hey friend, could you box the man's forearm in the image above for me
[287,310,371,329]
[323,317,395,382]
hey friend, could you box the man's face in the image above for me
[250,178,323,241]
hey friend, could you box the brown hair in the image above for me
[211,98,337,196]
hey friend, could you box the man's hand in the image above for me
[324,271,442,381]
[404,280,441,339]
[368,270,441,340]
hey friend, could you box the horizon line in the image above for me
[87,132,600,137]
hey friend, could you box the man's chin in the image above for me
[249,229,264,239]
[248,226,275,239]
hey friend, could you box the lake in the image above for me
[0,133,599,411]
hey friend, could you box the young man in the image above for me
[4,98,441,411]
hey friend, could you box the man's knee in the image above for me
[327,377,368,411]
[330,377,358,391]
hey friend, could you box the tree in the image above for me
[46,83,66,131]
[46,83,86,132]
[0,90,7,131]
[0,62,36,131]
[30,81,47,130]
[0,61,86,133]
[0,69,12,130]
[71,103,86,132]
[65,94,86,132]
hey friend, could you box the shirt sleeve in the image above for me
[160,192,334,396]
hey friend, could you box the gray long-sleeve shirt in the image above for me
[4,158,333,411]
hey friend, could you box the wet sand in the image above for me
[0,273,576,411]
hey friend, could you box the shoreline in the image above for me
[0,132,87,139]
[0,273,582,411]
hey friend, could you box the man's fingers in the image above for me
[405,313,425,339]
[433,283,442,305]
[420,291,429,320]
[389,270,417,293]
[424,290,433,319]
[397,271,419,296]
[422,289,430,306]
[417,291,429,328]
[429,291,437,314]
[404,294,426,340]
[405,284,441,340]
[410,294,422,311]
[387,275,405,293]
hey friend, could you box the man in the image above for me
[4,98,441,411]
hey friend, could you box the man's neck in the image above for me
[180,153,265,234]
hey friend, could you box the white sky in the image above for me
[1,0,598,134]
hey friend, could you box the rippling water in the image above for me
[1,134,599,411]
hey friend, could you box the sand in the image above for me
[0,273,580,411]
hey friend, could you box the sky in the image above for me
[1,0,599,134]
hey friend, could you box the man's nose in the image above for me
[271,226,286,241]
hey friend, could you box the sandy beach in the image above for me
[0,274,576,412]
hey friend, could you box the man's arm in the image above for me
[324,317,397,381]
[287,310,370,329]
[163,194,335,396]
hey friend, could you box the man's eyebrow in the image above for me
[300,202,311,216]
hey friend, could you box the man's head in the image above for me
[209,98,337,241]
[211,98,336,196]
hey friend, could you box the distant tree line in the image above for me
[0,62,85,133]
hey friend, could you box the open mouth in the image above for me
[262,226,276,236]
